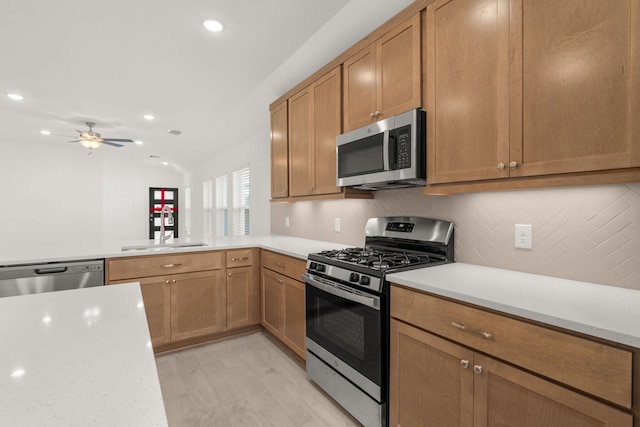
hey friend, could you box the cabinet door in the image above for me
[377,13,422,121]
[270,100,289,198]
[282,278,306,359]
[343,45,377,131]
[138,276,172,348]
[261,268,284,337]
[389,319,474,427]
[288,87,314,196]
[474,354,633,427]
[426,0,511,184]
[511,0,640,177]
[170,270,225,341]
[312,67,342,195]
[226,266,259,330]
[111,277,171,349]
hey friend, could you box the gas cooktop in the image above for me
[314,247,445,271]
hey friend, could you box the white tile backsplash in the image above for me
[271,183,640,290]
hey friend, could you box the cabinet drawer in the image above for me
[107,251,223,281]
[391,285,633,409]
[226,248,253,268]
[261,250,306,282]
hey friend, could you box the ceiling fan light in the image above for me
[80,139,101,149]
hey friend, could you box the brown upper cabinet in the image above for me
[426,0,640,187]
[343,14,422,132]
[270,100,289,199]
[289,67,342,197]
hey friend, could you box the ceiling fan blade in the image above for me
[102,141,124,148]
[50,133,78,138]
[102,138,134,143]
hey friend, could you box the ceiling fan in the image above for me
[66,122,134,149]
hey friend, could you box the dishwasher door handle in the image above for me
[34,267,68,275]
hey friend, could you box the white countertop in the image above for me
[0,283,168,427]
[387,263,640,349]
[0,234,349,266]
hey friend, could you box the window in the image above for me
[215,175,228,237]
[203,180,213,237]
[184,186,191,236]
[232,167,250,236]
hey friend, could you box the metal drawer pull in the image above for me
[276,278,285,284]
[231,257,249,261]
[274,262,286,268]
[474,365,483,375]
[161,263,182,268]
[460,360,469,369]
[451,321,493,339]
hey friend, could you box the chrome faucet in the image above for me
[159,205,174,243]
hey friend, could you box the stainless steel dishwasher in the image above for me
[0,259,104,298]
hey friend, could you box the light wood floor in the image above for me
[155,332,361,427]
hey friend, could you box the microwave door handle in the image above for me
[382,129,390,171]
[302,273,380,310]
[388,132,398,170]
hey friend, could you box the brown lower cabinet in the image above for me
[389,284,634,427]
[107,249,259,352]
[390,319,632,427]
[226,248,260,330]
[261,250,306,359]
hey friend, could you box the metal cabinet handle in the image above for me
[370,112,375,118]
[509,161,518,168]
[451,321,493,339]
[498,162,505,170]
[231,257,249,262]
[161,263,182,268]
[274,262,286,269]
[165,280,170,284]
[460,360,469,369]
[275,278,285,284]
[171,279,176,283]
[228,272,232,276]
[474,365,483,375]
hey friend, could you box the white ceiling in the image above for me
[0,0,354,171]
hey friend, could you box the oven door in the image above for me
[303,272,385,400]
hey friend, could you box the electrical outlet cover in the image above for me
[515,224,532,249]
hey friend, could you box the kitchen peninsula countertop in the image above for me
[387,263,640,349]
[0,234,350,266]
[0,282,168,426]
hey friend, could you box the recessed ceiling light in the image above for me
[40,130,51,135]
[144,114,155,120]
[162,161,169,166]
[7,93,24,101]
[204,20,224,32]
[134,140,144,145]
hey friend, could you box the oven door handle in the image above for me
[302,273,380,310]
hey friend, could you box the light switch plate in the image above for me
[334,218,341,233]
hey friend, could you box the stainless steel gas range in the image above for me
[303,216,455,427]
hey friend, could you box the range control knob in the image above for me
[349,273,360,282]
[316,264,326,273]
[309,262,318,270]
[360,276,371,286]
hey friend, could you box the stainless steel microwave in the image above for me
[336,109,426,190]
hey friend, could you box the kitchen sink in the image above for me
[120,242,209,252]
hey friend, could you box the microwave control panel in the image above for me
[392,125,412,169]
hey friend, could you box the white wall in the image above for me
[184,130,271,237]
[1,141,183,246]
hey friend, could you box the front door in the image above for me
[148,187,179,239]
